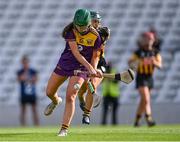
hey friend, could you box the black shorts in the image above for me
[136,75,153,89]
[97,57,107,73]
[20,95,36,105]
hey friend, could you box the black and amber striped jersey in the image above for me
[97,26,110,58]
[98,27,110,45]
[97,27,110,72]
[130,49,161,76]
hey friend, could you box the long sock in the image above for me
[61,124,69,131]
[145,114,153,122]
[78,93,85,104]
[83,107,91,117]
[135,114,142,124]
[48,94,59,105]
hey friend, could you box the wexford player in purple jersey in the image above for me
[44,9,102,136]
[78,11,110,124]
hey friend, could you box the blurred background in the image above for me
[0,0,180,126]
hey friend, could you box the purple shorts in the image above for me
[54,65,89,80]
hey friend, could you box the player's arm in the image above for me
[64,29,96,75]
[128,54,138,64]
[68,41,96,75]
[90,34,103,77]
[91,45,102,69]
[128,54,139,71]
[151,53,162,69]
[91,46,102,77]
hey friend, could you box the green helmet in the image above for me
[90,11,101,20]
[73,9,91,26]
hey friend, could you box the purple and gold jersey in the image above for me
[54,27,101,77]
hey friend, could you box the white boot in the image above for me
[44,97,62,116]
[57,129,68,137]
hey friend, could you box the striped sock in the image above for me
[83,108,91,117]
[78,94,85,104]
[61,124,69,130]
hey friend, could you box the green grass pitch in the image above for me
[0,125,180,141]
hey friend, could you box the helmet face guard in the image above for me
[90,11,101,29]
[74,24,90,34]
[91,19,101,29]
[90,11,101,21]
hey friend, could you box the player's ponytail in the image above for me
[62,22,74,38]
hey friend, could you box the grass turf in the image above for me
[0,125,180,141]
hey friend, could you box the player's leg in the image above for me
[59,76,84,136]
[82,77,103,124]
[82,88,93,124]
[134,86,146,127]
[143,87,151,115]
[78,81,88,111]
[144,88,156,127]
[44,72,67,116]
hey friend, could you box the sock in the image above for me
[135,114,141,124]
[83,108,91,117]
[48,94,59,105]
[145,114,153,122]
[61,124,69,130]
[78,93,85,104]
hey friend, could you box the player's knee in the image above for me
[66,87,79,102]
[66,94,76,103]
[143,99,149,106]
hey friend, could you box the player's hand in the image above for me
[95,69,103,78]
[87,66,97,76]
[129,60,139,71]
[150,56,162,69]
[151,56,156,65]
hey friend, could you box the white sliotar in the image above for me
[74,83,80,90]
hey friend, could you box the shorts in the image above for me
[54,65,88,80]
[136,75,154,89]
[20,95,36,105]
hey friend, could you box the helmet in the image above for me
[90,11,101,20]
[73,9,91,26]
